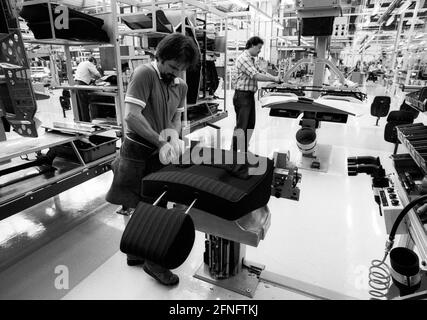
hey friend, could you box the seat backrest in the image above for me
[371,96,391,117]
[59,96,71,110]
[62,89,71,98]
[384,110,415,143]
[400,101,420,119]
[386,110,414,122]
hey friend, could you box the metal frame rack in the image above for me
[20,0,124,136]
[394,123,427,269]
[0,0,119,218]
[110,0,229,134]
[0,129,116,220]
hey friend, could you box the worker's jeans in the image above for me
[232,90,256,152]
[75,80,91,122]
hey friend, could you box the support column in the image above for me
[64,46,79,121]
[404,0,422,86]
[390,13,405,95]
[312,36,328,98]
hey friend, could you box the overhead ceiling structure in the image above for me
[214,0,426,57]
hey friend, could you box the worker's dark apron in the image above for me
[106,133,163,208]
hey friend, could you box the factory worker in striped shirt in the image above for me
[231,36,282,152]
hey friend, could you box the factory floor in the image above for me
[0,83,421,300]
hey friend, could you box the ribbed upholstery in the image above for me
[145,171,245,202]
[142,154,274,221]
[120,202,195,269]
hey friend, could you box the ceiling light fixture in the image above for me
[229,0,249,8]
[398,0,412,15]
[385,15,395,26]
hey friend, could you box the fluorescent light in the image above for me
[398,0,412,15]
[300,38,310,46]
[231,0,274,22]
[407,18,425,25]
[372,3,380,15]
[385,15,395,26]
[229,0,249,7]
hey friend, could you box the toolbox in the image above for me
[53,135,118,163]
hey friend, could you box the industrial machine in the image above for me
[271,150,301,201]
[260,0,366,171]
[347,151,427,299]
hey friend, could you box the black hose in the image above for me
[347,156,380,166]
[347,164,380,176]
[389,194,427,241]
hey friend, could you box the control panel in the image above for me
[379,182,406,235]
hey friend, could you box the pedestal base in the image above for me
[194,262,263,298]
[295,144,332,173]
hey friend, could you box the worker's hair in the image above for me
[245,36,264,49]
[155,33,200,68]
[88,56,97,64]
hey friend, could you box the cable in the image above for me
[368,194,427,299]
[369,254,391,298]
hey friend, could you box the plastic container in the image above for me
[54,135,118,163]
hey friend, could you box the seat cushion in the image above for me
[387,110,414,123]
[384,111,414,143]
[370,96,390,117]
[141,149,274,221]
[20,3,105,26]
[384,121,401,143]
[400,101,420,119]
[120,202,195,270]
[28,19,109,42]
[384,119,414,143]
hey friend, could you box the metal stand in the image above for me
[393,143,399,155]
[271,151,301,200]
[194,237,264,298]
[283,36,345,99]
[295,144,332,173]
[189,205,271,298]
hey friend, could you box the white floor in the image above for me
[0,83,424,300]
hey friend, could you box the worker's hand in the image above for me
[159,142,178,165]
[170,137,186,157]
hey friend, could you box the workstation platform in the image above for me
[0,128,117,220]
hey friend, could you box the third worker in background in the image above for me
[74,56,102,122]
[231,36,282,153]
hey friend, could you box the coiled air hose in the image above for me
[369,194,427,298]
